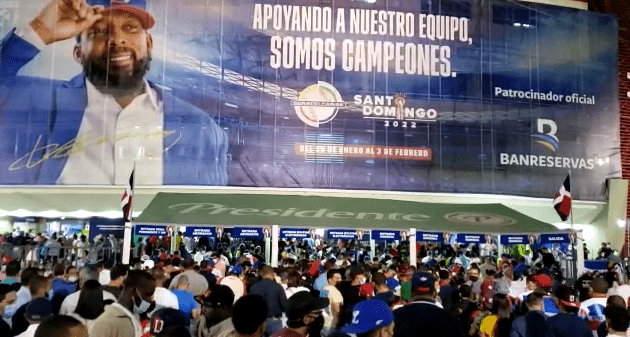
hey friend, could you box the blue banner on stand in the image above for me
[134,225,168,236]
[327,230,366,240]
[88,217,124,241]
[233,227,270,239]
[372,230,401,241]
[280,228,314,239]
[185,226,216,238]
[500,235,529,245]
[540,233,570,244]
[456,233,485,244]
[416,231,444,243]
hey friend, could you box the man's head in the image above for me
[29,276,52,299]
[65,266,79,282]
[122,270,156,315]
[34,315,87,337]
[590,277,609,296]
[79,266,100,289]
[0,284,16,316]
[350,267,366,285]
[286,291,328,333]
[467,267,480,282]
[53,263,66,278]
[25,298,53,324]
[327,269,342,287]
[5,260,20,278]
[232,295,268,337]
[182,259,195,270]
[176,275,189,290]
[260,266,276,280]
[526,291,544,311]
[605,305,630,334]
[20,268,40,288]
[74,0,155,90]
[149,308,189,337]
[341,300,394,337]
[411,272,437,300]
[109,264,128,287]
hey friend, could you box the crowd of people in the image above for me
[0,231,627,337]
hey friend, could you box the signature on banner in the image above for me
[9,130,179,170]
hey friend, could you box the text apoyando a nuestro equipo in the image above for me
[253,4,472,77]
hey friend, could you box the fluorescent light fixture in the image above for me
[39,210,64,218]
[225,103,239,108]
[12,209,34,217]
[514,23,522,27]
[68,210,93,219]
[618,220,626,228]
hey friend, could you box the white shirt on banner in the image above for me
[57,80,163,185]
[15,25,164,185]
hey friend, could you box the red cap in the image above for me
[534,274,553,288]
[359,284,374,299]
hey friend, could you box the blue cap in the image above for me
[385,278,399,290]
[150,308,188,336]
[340,300,394,334]
[25,298,53,321]
[86,0,155,29]
[206,259,215,267]
[411,272,435,293]
[231,264,243,276]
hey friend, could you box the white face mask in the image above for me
[67,276,78,282]
[133,289,152,315]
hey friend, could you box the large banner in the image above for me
[0,0,619,201]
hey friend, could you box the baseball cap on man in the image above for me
[150,308,188,337]
[25,298,53,321]
[534,274,553,289]
[87,0,155,29]
[205,285,235,308]
[287,291,329,320]
[411,272,435,294]
[555,286,579,308]
[340,300,394,335]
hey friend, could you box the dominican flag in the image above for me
[553,175,571,221]
[121,169,135,222]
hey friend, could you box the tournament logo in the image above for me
[291,82,344,127]
[532,119,559,153]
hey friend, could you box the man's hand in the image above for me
[29,0,102,45]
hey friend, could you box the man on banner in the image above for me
[0,0,228,185]
[554,175,572,221]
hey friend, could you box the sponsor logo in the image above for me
[499,119,596,170]
[292,82,344,127]
[533,119,559,153]
[445,212,516,226]
[291,82,438,128]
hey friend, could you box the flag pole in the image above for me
[122,163,136,265]
[569,170,574,231]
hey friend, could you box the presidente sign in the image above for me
[136,193,560,233]
[0,0,618,201]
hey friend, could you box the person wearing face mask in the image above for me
[12,276,52,337]
[90,270,157,337]
[322,270,344,336]
[0,284,17,334]
[340,268,367,325]
[59,266,117,315]
[51,264,76,300]
[272,291,329,337]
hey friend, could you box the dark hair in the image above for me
[491,294,512,319]
[372,273,386,286]
[123,270,156,295]
[104,260,115,270]
[34,315,85,337]
[327,269,341,281]
[110,265,128,281]
[29,276,50,295]
[591,277,610,294]
[6,261,20,277]
[287,271,303,288]
[607,295,626,308]
[182,259,194,269]
[459,284,472,298]
[232,295,268,335]
[350,267,364,281]
[75,280,104,319]
[21,268,39,288]
[605,305,630,332]
[53,264,65,277]
[0,284,14,302]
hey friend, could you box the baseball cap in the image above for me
[287,291,329,320]
[87,0,155,29]
[150,308,188,336]
[385,278,399,290]
[142,259,155,270]
[340,300,394,335]
[555,286,579,308]
[231,264,243,276]
[411,272,435,294]
[359,283,374,299]
[205,285,235,308]
[25,298,53,321]
[534,274,553,289]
